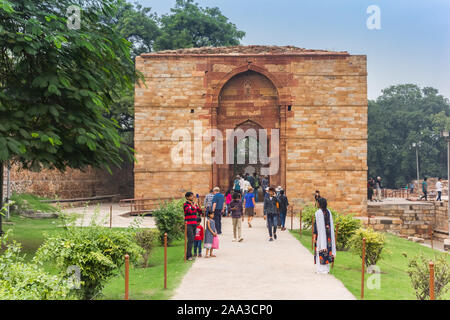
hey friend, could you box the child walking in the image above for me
[204,211,218,258]
[194,217,204,257]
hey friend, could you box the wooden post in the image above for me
[332,223,339,269]
[299,209,303,238]
[124,254,129,300]
[184,222,187,263]
[109,205,112,229]
[361,238,366,300]
[290,208,293,230]
[429,226,434,250]
[429,261,435,300]
[164,233,167,289]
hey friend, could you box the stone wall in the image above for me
[363,202,449,239]
[1,161,134,200]
[134,46,368,215]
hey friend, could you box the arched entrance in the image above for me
[215,70,281,191]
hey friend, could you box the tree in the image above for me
[368,84,450,188]
[0,0,136,231]
[155,0,245,51]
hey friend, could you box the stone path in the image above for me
[68,202,156,228]
[172,217,355,300]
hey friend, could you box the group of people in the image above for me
[418,177,444,202]
[184,188,337,274]
[368,176,445,202]
[231,173,269,203]
[184,182,290,257]
[367,176,383,202]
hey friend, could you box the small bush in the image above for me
[348,228,385,267]
[35,216,143,300]
[301,205,338,230]
[0,231,73,300]
[407,253,450,300]
[134,229,160,268]
[335,213,361,250]
[152,199,185,244]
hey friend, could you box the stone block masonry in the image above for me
[135,45,368,215]
[364,201,449,240]
[1,161,134,200]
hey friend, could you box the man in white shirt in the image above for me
[436,177,443,201]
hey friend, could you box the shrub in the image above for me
[407,253,450,300]
[348,228,385,267]
[134,229,160,268]
[335,213,361,250]
[152,198,185,244]
[301,204,338,230]
[35,217,143,300]
[0,231,73,300]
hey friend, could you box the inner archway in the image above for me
[215,70,281,192]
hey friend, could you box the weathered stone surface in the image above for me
[134,45,368,214]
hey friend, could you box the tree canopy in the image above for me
[155,0,245,51]
[0,0,136,173]
[368,84,450,188]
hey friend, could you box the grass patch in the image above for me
[10,193,60,213]
[2,215,63,258]
[101,239,192,300]
[1,215,192,300]
[290,229,450,300]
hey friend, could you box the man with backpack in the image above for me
[233,175,241,195]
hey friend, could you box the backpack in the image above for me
[234,179,240,190]
[254,177,260,188]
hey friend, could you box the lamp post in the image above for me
[412,142,420,196]
[440,131,450,238]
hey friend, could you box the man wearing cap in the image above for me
[211,187,225,234]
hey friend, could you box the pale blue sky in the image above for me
[136,0,450,100]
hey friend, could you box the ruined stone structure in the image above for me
[134,46,368,214]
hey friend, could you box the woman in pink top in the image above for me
[225,190,232,217]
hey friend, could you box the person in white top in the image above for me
[436,177,443,201]
[242,179,251,195]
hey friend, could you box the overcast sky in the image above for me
[136,0,450,100]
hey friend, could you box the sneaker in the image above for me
[232,238,237,242]
[274,233,277,240]
[187,257,193,261]
[238,238,244,242]
[193,254,197,257]
[198,254,202,257]
[269,238,274,242]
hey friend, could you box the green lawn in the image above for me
[2,215,63,258]
[101,239,193,300]
[1,215,192,300]
[290,229,450,300]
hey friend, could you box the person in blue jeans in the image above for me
[264,187,279,241]
[211,187,225,234]
[277,190,289,231]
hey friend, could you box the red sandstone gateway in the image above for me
[134,45,368,215]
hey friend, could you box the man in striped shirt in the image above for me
[184,192,202,261]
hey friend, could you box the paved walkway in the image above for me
[67,202,156,228]
[172,217,355,300]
